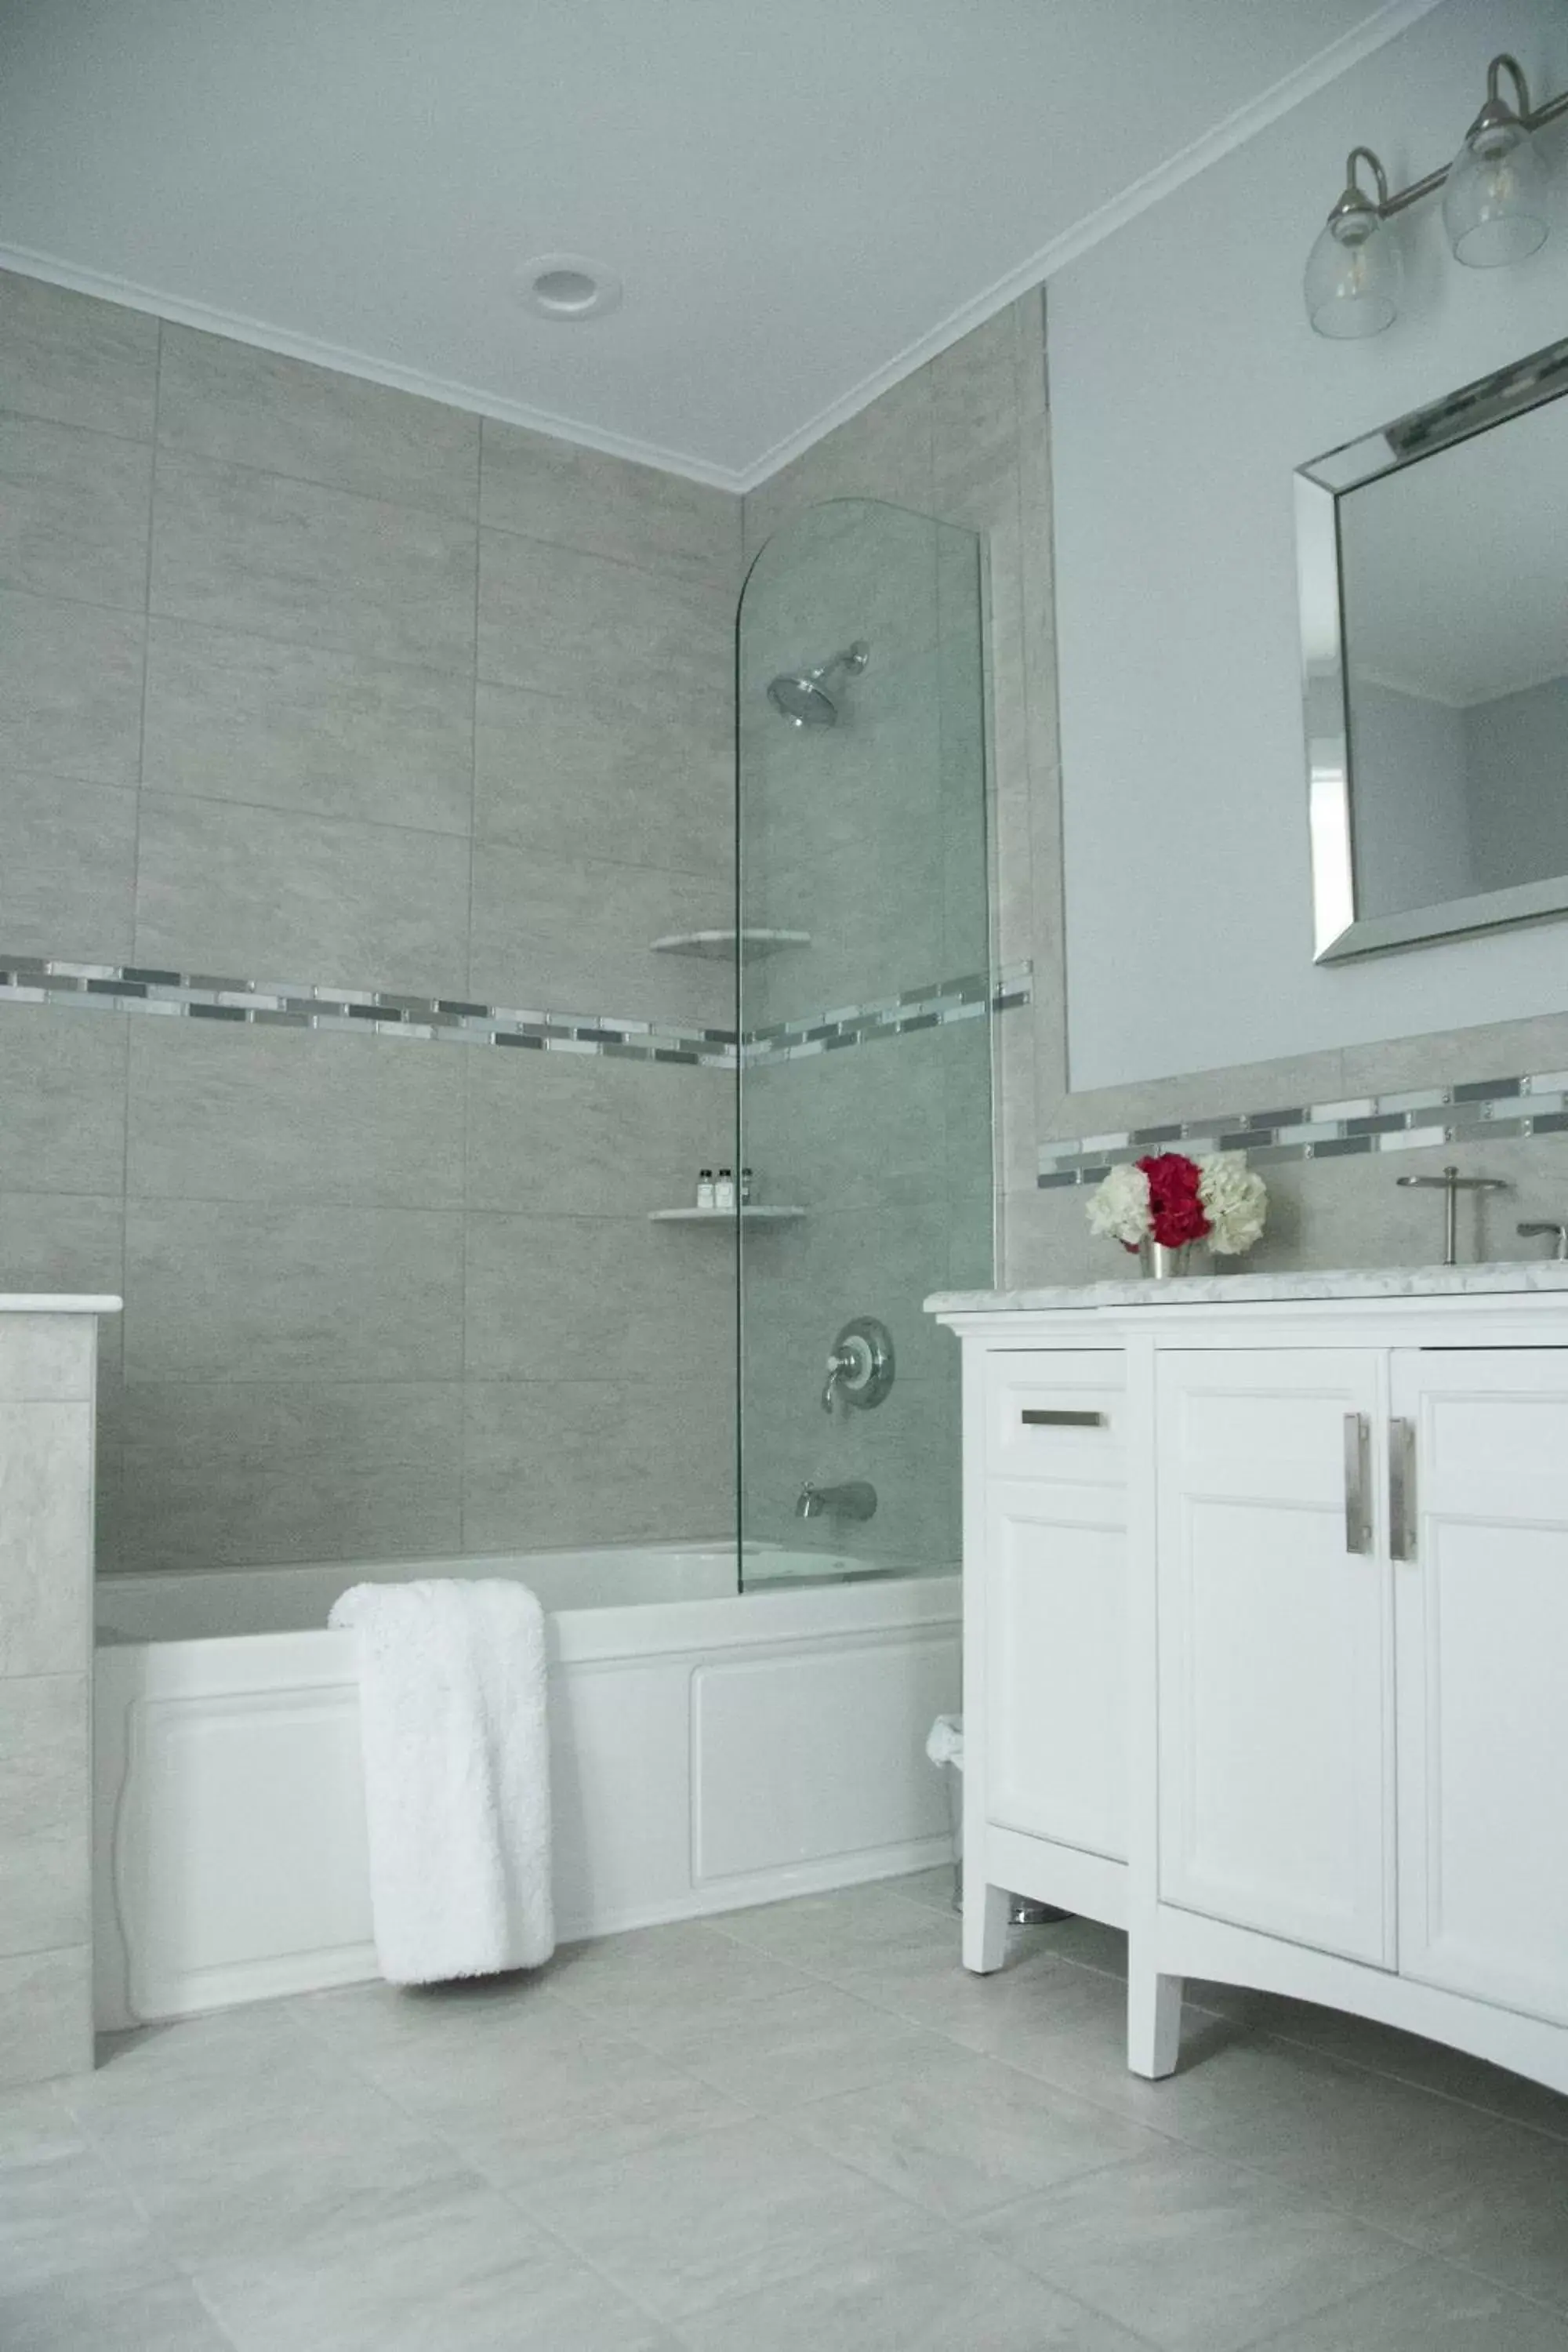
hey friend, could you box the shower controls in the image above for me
[822,1316,895,1414]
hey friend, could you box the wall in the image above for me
[1049,0,1568,1089]
[0,267,741,1573]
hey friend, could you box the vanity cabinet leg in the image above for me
[1128,1957,1184,2078]
[963,1880,1010,1974]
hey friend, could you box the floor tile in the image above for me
[1138,2034,1509,2201]
[710,1882,967,1976]
[1247,2258,1568,2350]
[296,1977,750,2190]
[546,1918,817,2029]
[631,1979,935,2110]
[0,2083,82,2169]
[0,2143,169,2294]
[0,2272,236,2351]
[1352,2118,1568,2315]
[191,2177,674,2352]
[977,2140,1414,2352]
[672,2231,1150,2351]
[63,2008,478,2265]
[886,1864,960,1915]
[513,2115,929,2321]
[784,2036,1168,2220]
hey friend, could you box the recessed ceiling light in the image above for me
[517,254,622,321]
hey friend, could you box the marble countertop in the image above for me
[927,1262,1568,1316]
[0,1295,122,1314]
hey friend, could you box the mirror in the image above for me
[1297,336,1568,961]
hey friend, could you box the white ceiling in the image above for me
[0,0,1437,487]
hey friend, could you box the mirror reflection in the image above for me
[1341,394,1568,921]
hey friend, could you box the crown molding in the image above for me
[0,0,1446,499]
[0,242,749,492]
[730,0,1448,490]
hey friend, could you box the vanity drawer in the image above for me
[983,1351,1126,1486]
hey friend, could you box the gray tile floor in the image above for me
[6,1871,1568,2350]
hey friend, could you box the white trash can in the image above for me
[926,1713,1067,1929]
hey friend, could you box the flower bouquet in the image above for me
[1087,1150,1266,1278]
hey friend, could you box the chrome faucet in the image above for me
[795,1479,877,1522]
[1518,1221,1568,1261]
[1396,1164,1507,1265]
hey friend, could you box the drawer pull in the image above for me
[1020,1408,1106,1428]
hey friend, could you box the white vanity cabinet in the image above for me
[935,1272,1568,2100]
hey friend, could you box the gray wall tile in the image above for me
[126,1023,465,1208]
[0,1944,91,2087]
[474,680,728,876]
[0,1675,88,1956]
[478,527,729,724]
[0,414,151,611]
[468,842,732,1024]
[479,421,739,585]
[158,325,480,517]
[150,453,477,673]
[0,1404,93,1675]
[742,371,935,557]
[0,773,137,960]
[134,793,472,996]
[466,1053,731,1217]
[464,1212,731,1383]
[124,1201,463,1383]
[463,1374,735,1554]
[0,590,145,787]
[0,1010,127,1196]
[0,270,158,440]
[142,617,474,834]
[0,1194,124,1301]
[118,1381,463,1574]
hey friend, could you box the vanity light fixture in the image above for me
[1305,53,1567,339]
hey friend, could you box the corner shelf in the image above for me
[649,928,811,962]
[648,1206,807,1224]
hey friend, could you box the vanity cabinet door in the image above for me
[981,1352,1127,1861]
[1392,1350,1568,2029]
[1156,1349,1394,1966]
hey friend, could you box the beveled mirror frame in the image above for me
[1296,332,1568,963]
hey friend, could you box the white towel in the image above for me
[329,1578,554,1986]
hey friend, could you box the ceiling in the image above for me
[0,0,1436,487]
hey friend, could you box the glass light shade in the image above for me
[1304,206,1401,339]
[1443,118,1550,267]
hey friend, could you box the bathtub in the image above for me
[93,1542,960,2028]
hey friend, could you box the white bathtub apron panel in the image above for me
[94,1554,958,2027]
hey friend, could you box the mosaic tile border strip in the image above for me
[743,964,1032,1065]
[1038,1069,1568,1189]
[0,956,1031,1071]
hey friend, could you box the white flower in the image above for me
[1087,1161,1151,1249]
[1197,1152,1267,1256]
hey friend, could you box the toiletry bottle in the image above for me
[740,1167,754,1205]
[697,1168,715,1211]
[713,1167,736,1212]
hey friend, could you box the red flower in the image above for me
[1137,1153,1211,1249]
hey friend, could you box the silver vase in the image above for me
[1139,1240,1210,1281]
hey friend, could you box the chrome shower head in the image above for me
[767,640,869,728]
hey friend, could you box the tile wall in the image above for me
[0,268,742,1573]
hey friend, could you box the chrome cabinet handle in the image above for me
[1019,1408,1106,1428]
[1389,1416,1417,1563]
[1343,1412,1371,1554]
